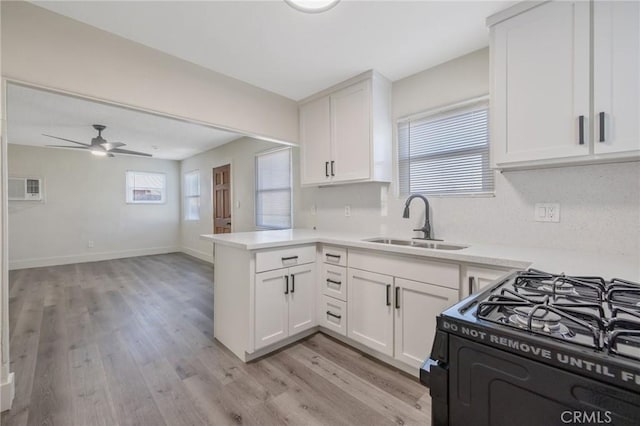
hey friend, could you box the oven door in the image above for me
[448,335,640,426]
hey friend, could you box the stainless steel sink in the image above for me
[364,238,468,251]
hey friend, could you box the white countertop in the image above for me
[201,229,640,281]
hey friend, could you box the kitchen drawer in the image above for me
[320,295,347,336]
[348,249,460,290]
[321,245,347,266]
[255,245,316,273]
[322,264,347,301]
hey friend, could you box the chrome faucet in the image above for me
[403,194,441,241]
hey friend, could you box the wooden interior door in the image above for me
[213,164,231,234]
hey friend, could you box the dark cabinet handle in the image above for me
[291,274,295,293]
[578,115,585,145]
[284,275,289,295]
[386,284,391,306]
[326,253,341,260]
[330,161,335,176]
[599,112,605,143]
[226,222,231,226]
[281,256,298,262]
[326,279,342,286]
[326,311,342,320]
[395,287,400,309]
[468,276,475,295]
[325,161,329,177]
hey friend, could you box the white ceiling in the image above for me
[32,0,516,101]
[6,83,242,160]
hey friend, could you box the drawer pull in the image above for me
[284,275,289,295]
[325,253,341,260]
[281,256,299,262]
[326,279,342,286]
[386,284,391,306]
[326,311,342,320]
[578,115,585,145]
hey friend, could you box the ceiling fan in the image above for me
[44,124,152,157]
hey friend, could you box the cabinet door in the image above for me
[462,266,510,298]
[394,278,458,369]
[300,96,332,185]
[288,263,316,335]
[330,81,371,182]
[255,269,289,350]
[347,268,393,356]
[593,1,640,154]
[492,1,590,164]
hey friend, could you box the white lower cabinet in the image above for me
[462,265,511,298]
[347,268,394,356]
[320,295,347,336]
[254,263,316,350]
[394,278,458,369]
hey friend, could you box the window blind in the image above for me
[255,148,292,229]
[398,100,494,196]
[184,170,200,221]
[125,171,166,203]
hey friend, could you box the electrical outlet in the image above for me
[534,203,560,223]
[87,240,95,248]
[344,205,351,217]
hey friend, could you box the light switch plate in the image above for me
[534,203,560,222]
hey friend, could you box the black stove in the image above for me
[422,269,640,426]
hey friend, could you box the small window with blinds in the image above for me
[398,98,494,196]
[125,171,166,204]
[184,170,200,221]
[255,148,292,230]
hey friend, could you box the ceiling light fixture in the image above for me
[284,0,340,14]
[91,150,107,157]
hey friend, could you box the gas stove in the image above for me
[423,269,640,426]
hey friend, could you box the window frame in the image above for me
[397,95,494,198]
[183,169,201,221]
[125,170,167,204]
[254,147,293,230]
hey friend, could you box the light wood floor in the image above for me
[2,253,431,426]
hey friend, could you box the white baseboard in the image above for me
[181,247,214,264]
[0,372,15,412]
[9,246,180,270]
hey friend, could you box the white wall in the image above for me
[298,48,640,257]
[0,1,298,144]
[7,144,180,269]
[180,137,301,262]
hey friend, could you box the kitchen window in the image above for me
[398,97,494,196]
[125,171,166,204]
[255,147,292,230]
[184,170,200,221]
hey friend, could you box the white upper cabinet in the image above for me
[300,96,332,184]
[488,1,640,169]
[330,81,371,182]
[593,1,640,155]
[299,71,392,186]
[490,1,591,165]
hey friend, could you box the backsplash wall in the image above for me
[297,161,640,256]
[296,48,640,257]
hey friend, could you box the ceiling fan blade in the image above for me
[109,148,153,157]
[46,145,90,150]
[101,142,126,151]
[42,134,91,147]
[107,153,115,158]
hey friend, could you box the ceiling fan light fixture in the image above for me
[91,149,107,157]
[284,0,340,14]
